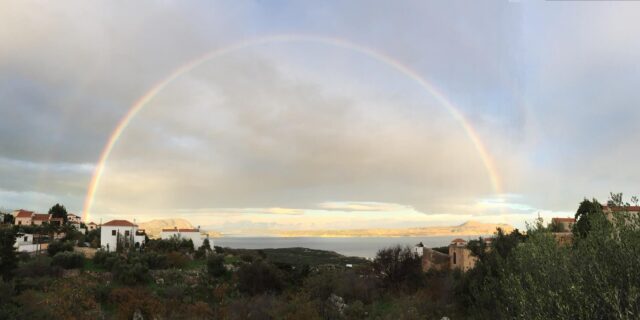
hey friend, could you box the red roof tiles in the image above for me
[552,217,576,223]
[32,214,51,221]
[102,220,137,227]
[15,210,34,218]
[602,206,640,212]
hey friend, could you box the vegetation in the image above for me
[3,194,640,319]
[48,203,68,224]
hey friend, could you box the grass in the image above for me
[83,258,107,272]
[184,258,206,270]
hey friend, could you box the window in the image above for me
[453,252,457,265]
[111,230,116,236]
[24,236,28,242]
[18,221,21,225]
[125,230,130,236]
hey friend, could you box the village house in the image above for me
[100,219,147,252]
[67,213,82,224]
[552,217,575,232]
[13,209,34,225]
[449,238,478,272]
[160,227,210,249]
[14,232,46,253]
[87,222,98,231]
[421,247,450,272]
[32,213,51,226]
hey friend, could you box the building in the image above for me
[67,213,82,224]
[449,238,478,272]
[160,227,209,249]
[13,210,34,225]
[100,219,147,252]
[32,214,52,226]
[87,222,98,231]
[552,217,576,232]
[413,242,425,257]
[421,248,450,272]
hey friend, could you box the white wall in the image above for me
[101,225,145,252]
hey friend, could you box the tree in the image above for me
[48,203,68,224]
[0,228,17,280]
[3,214,14,225]
[373,245,424,291]
[573,198,603,238]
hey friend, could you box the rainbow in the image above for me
[82,34,502,222]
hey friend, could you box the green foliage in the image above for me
[459,194,640,320]
[3,214,14,224]
[165,251,189,269]
[15,256,62,278]
[112,258,151,285]
[237,260,284,295]
[573,198,603,238]
[48,203,68,223]
[46,240,73,256]
[206,254,227,278]
[51,251,85,269]
[373,245,424,292]
[145,237,195,254]
[0,227,17,281]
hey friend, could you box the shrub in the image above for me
[51,252,85,269]
[206,254,226,278]
[166,251,189,269]
[15,256,62,278]
[112,260,150,285]
[140,252,167,269]
[237,260,284,295]
[47,241,73,257]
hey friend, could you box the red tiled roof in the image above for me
[88,222,97,225]
[102,220,137,227]
[161,228,199,232]
[552,217,576,223]
[15,210,33,218]
[32,214,51,221]
[451,238,467,243]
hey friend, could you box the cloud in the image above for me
[317,201,413,212]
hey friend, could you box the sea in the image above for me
[212,236,482,259]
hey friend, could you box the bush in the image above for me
[112,260,150,285]
[47,241,73,257]
[206,254,226,278]
[140,252,167,269]
[237,260,284,295]
[51,252,85,269]
[166,252,188,269]
[15,256,62,278]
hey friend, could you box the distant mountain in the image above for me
[271,220,513,237]
[138,218,196,238]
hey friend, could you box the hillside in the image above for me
[272,220,513,237]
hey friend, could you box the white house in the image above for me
[87,222,98,231]
[413,242,425,257]
[14,233,44,253]
[100,220,147,252]
[67,213,82,224]
[161,228,210,249]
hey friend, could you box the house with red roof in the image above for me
[13,209,34,226]
[100,219,146,252]
[552,217,576,232]
[32,213,52,226]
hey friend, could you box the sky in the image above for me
[2,1,640,234]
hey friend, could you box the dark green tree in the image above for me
[0,228,17,280]
[373,245,425,291]
[48,203,68,224]
[3,214,14,224]
[573,198,603,238]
